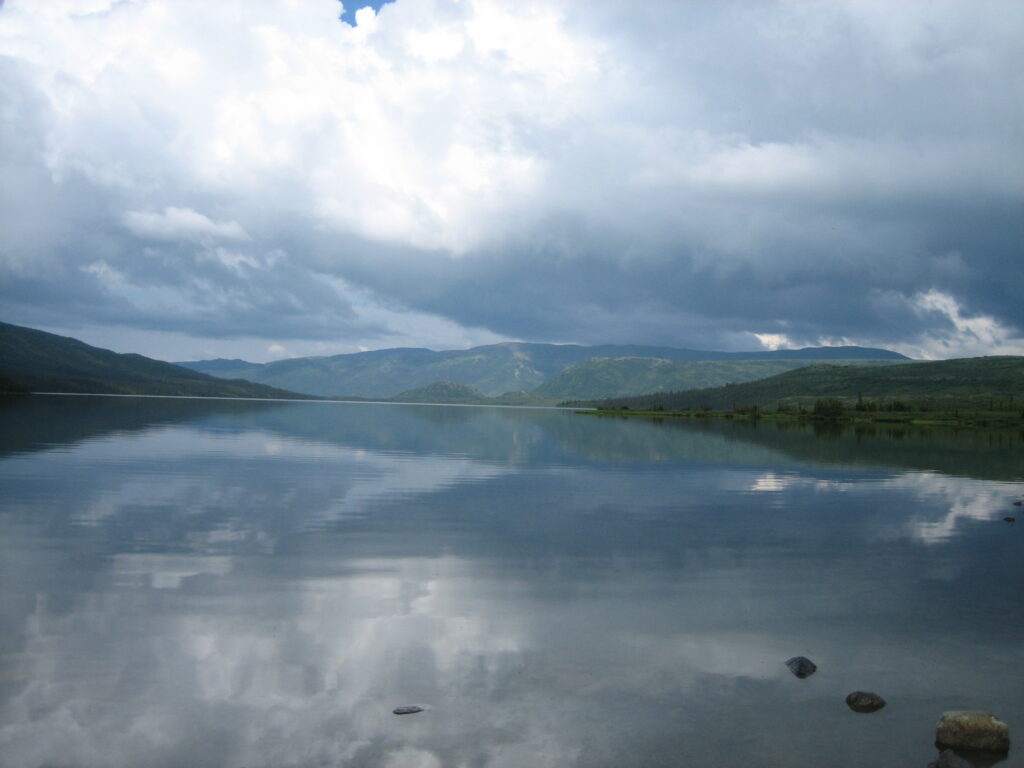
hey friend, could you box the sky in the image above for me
[0,0,1022,363]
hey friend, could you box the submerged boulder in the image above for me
[936,711,1009,753]
[845,691,886,713]
[392,705,424,715]
[785,656,817,679]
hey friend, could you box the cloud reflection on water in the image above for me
[1,399,1023,767]
[748,469,1023,545]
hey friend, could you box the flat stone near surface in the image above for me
[845,691,886,713]
[393,706,424,715]
[784,656,817,679]
[936,711,1010,753]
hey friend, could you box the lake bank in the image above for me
[581,404,1024,430]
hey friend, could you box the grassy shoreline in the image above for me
[581,405,1024,430]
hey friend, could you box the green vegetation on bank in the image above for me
[573,356,1024,428]
[0,321,314,399]
[587,400,1024,428]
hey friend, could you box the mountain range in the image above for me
[178,343,907,400]
[1,318,921,404]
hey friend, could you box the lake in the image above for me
[1,395,1022,768]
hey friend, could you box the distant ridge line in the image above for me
[176,342,908,399]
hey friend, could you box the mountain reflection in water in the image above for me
[0,395,1021,768]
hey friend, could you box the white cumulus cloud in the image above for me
[122,207,249,242]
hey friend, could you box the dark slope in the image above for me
[0,321,312,399]
[532,357,904,400]
[578,357,1024,410]
[577,343,906,361]
[176,358,257,373]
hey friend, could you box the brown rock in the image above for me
[845,690,886,713]
[936,711,1010,753]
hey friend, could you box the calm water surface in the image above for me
[1,395,1023,768]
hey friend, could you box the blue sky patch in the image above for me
[339,0,394,26]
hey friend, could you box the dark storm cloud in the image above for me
[306,210,944,349]
[0,0,1021,358]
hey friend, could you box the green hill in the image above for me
[0,321,313,399]
[578,357,1024,411]
[177,342,907,398]
[389,381,491,404]
[178,345,553,397]
[533,357,903,400]
[385,382,557,406]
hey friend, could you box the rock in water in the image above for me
[936,711,1010,753]
[784,656,817,679]
[845,691,886,713]
[393,706,424,715]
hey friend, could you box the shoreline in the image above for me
[580,407,1024,430]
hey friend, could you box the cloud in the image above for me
[0,0,1022,358]
[753,334,791,352]
[902,289,1024,359]
[122,207,249,242]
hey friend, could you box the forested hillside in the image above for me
[0,321,311,399]
[576,357,1024,411]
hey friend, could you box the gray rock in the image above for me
[784,656,817,679]
[392,705,424,715]
[936,711,1010,753]
[845,690,886,713]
